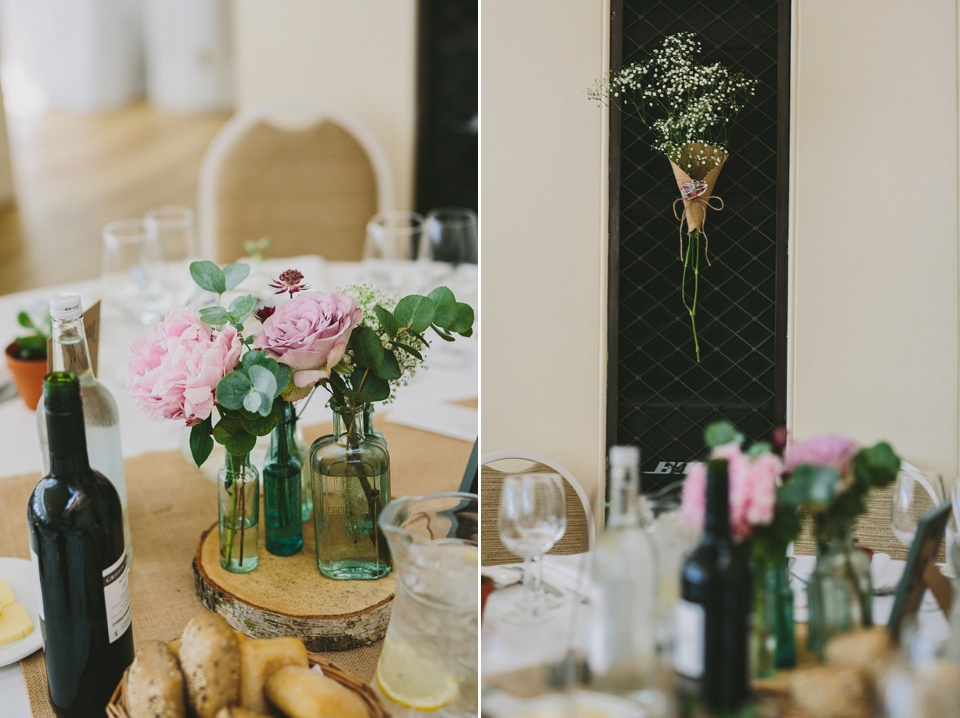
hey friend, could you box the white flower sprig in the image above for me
[589,32,756,171]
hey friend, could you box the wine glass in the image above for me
[527,473,567,611]
[144,205,201,305]
[362,211,424,293]
[417,207,478,291]
[100,218,170,325]
[498,473,566,624]
[891,468,944,549]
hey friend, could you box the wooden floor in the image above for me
[0,102,229,295]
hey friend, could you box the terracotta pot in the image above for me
[4,342,47,410]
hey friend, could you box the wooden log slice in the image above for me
[193,516,396,652]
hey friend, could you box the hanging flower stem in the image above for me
[681,228,702,361]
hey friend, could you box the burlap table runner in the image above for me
[0,417,472,717]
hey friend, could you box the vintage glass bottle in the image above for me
[36,292,131,564]
[29,372,134,717]
[263,400,303,556]
[310,401,391,579]
[218,451,260,573]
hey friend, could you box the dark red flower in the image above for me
[255,305,276,323]
[269,269,309,297]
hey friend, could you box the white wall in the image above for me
[481,0,960,511]
[480,0,610,520]
[231,0,416,210]
[790,0,959,479]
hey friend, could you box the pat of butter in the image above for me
[0,602,33,644]
[0,579,13,608]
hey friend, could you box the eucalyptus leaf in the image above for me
[242,391,263,414]
[223,431,257,456]
[248,364,278,400]
[778,465,840,507]
[378,349,402,380]
[352,326,384,372]
[199,306,230,326]
[432,325,455,342]
[704,421,743,450]
[374,305,399,338]
[222,263,251,292]
[854,441,900,489]
[228,295,256,323]
[745,442,773,460]
[216,371,254,410]
[213,414,244,443]
[391,340,423,361]
[395,295,435,333]
[241,350,270,370]
[450,303,474,334]
[241,402,281,436]
[427,287,457,327]
[190,261,226,294]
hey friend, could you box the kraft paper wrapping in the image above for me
[668,142,728,234]
[2,417,472,717]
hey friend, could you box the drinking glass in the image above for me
[527,473,567,611]
[418,207,478,290]
[100,218,170,324]
[362,211,425,293]
[891,469,944,550]
[144,205,200,304]
[498,473,566,624]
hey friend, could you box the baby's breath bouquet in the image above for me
[590,32,757,361]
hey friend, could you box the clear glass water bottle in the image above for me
[590,445,660,705]
[36,293,131,565]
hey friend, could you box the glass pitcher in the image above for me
[374,492,479,718]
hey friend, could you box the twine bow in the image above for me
[673,195,725,264]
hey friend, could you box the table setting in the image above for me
[480,423,960,718]
[0,202,478,718]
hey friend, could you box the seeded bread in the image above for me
[178,612,241,718]
[239,637,309,713]
[126,640,187,718]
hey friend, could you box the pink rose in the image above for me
[681,446,783,541]
[783,434,858,475]
[127,307,242,426]
[252,292,362,394]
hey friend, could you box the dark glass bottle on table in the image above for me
[264,400,303,555]
[675,459,752,716]
[28,371,134,718]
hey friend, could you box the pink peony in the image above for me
[252,292,362,396]
[681,446,783,541]
[783,434,858,475]
[127,307,242,426]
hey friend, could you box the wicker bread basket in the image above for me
[106,651,390,718]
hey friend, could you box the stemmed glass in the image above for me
[100,218,170,325]
[144,205,201,305]
[498,473,567,624]
[891,468,944,550]
[362,211,425,294]
[417,207,478,292]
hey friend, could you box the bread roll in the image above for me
[178,612,241,718]
[264,665,367,718]
[214,708,272,718]
[127,640,187,718]
[239,637,309,712]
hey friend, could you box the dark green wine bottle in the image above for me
[675,458,752,715]
[27,371,134,718]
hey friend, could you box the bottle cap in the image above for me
[49,293,83,320]
[609,445,640,468]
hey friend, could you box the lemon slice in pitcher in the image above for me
[376,635,459,710]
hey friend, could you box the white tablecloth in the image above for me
[0,256,478,716]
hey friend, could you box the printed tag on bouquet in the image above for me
[680,180,708,200]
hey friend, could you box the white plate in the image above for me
[0,557,42,666]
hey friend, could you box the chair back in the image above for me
[198,100,394,263]
[480,450,594,566]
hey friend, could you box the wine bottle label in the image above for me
[29,549,44,621]
[673,599,704,678]
[102,552,132,643]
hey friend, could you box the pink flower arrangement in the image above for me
[252,291,363,400]
[783,434,858,476]
[681,442,782,541]
[127,307,242,426]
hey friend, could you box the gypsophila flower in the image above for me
[338,283,429,403]
[269,269,310,298]
[589,32,756,172]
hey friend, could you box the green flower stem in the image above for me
[681,228,702,362]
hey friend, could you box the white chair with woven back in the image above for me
[197,99,395,264]
[480,449,595,567]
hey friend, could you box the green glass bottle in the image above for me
[264,401,303,556]
[310,401,391,579]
